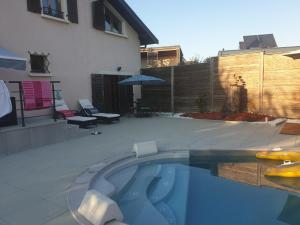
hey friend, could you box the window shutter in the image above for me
[67,0,79,24]
[92,0,105,31]
[27,0,41,14]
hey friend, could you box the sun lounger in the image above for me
[54,99,78,119]
[54,99,99,133]
[66,116,97,126]
[78,99,120,123]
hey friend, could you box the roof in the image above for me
[140,45,182,52]
[239,34,277,50]
[109,0,158,45]
[219,46,300,56]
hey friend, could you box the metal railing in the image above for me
[42,6,64,19]
[3,81,61,127]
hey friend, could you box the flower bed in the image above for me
[181,112,276,122]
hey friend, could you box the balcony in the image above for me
[42,6,64,20]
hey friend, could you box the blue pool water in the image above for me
[107,153,300,225]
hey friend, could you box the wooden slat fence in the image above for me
[142,51,300,118]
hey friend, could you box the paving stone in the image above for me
[0,218,11,225]
[1,197,65,225]
[44,212,78,225]
[0,183,21,199]
[0,117,298,225]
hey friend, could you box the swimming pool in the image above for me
[69,151,300,225]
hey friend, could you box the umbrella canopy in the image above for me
[282,50,300,59]
[119,75,165,86]
[0,48,26,71]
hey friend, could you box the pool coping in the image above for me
[167,113,286,126]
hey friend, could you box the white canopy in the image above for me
[0,48,26,70]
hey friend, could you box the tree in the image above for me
[185,55,211,65]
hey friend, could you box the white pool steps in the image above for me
[149,165,176,204]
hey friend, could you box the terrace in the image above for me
[1,1,300,224]
[0,116,299,225]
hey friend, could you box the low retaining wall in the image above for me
[0,121,90,156]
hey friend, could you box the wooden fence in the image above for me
[142,64,212,112]
[142,51,300,118]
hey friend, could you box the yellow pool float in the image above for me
[265,161,300,177]
[256,150,300,161]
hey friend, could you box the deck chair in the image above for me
[55,99,78,119]
[78,99,120,123]
[135,99,153,118]
[55,99,100,134]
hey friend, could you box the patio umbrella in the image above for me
[0,48,26,71]
[118,74,165,86]
[282,50,300,59]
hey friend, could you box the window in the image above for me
[27,0,78,24]
[141,52,147,59]
[104,7,123,34]
[148,51,158,61]
[30,54,49,74]
[42,0,65,19]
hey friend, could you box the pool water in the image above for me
[107,153,300,225]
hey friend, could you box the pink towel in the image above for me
[22,81,52,110]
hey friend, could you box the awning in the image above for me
[282,50,300,59]
[0,48,26,71]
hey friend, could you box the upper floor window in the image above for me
[92,1,127,37]
[104,7,123,34]
[27,0,78,24]
[42,0,65,20]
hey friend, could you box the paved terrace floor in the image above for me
[0,117,299,225]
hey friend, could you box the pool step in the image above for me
[148,165,176,204]
[107,165,138,194]
[117,164,170,225]
[156,202,177,225]
[120,165,161,203]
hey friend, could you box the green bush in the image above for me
[196,94,208,113]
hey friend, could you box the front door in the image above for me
[103,75,119,113]
[91,74,133,114]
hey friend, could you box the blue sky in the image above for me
[126,0,300,60]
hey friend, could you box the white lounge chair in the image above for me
[54,99,100,134]
[78,99,120,123]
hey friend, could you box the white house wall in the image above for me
[0,0,141,110]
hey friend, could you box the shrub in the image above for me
[196,94,208,113]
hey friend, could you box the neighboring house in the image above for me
[0,0,158,113]
[239,34,277,50]
[140,45,184,68]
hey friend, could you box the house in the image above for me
[239,34,277,50]
[0,0,158,114]
[140,45,184,68]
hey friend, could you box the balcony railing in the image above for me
[42,6,64,19]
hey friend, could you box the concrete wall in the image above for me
[0,121,90,156]
[0,0,141,110]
